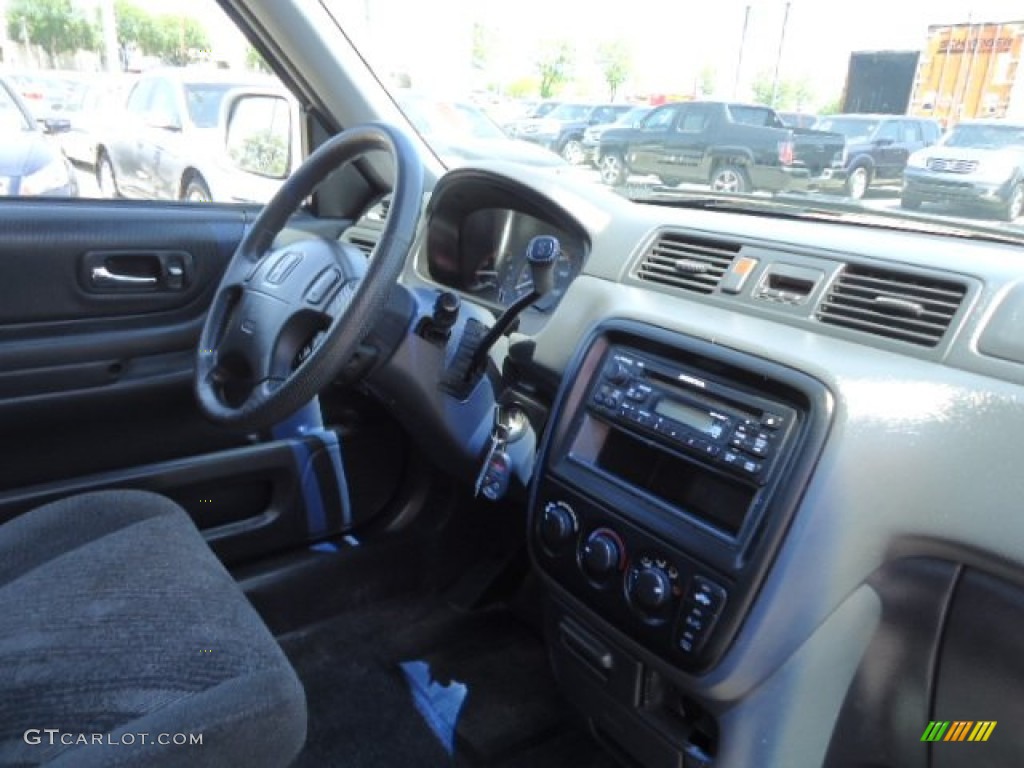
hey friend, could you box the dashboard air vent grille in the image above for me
[635,232,740,294]
[816,265,967,347]
[340,195,390,256]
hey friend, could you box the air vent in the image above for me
[339,195,390,256]
[634,232,741,294]
[816,265,967,347]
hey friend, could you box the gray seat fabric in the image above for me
[0,490,306,767]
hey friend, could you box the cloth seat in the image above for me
[0,490,306,767]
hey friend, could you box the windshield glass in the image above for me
[943,123,1024,149]
[318,0,1024,232]
[0,82,33,132]
[545,103,592,121]
[616,107,651,125]
[184,84,236,128]
[815,117,880,139]
[397,94,508,140]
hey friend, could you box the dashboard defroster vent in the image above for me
[816,265,967,347]
[634,231,740,294]
[340,195,391,257]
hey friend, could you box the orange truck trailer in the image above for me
[908,21,1024,126]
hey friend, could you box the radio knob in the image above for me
[606,362,631,386]
[581,531,622,581]
[631,566,672,612]
[539,502,577,549]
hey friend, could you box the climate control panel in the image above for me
[534,479,731,669]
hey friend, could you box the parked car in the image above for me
[0,76,77,197]
[394,91,568,168]
[516,102,634,163]
[95,67,279,202]
[581,105,653,166]
[778,111,818,129]
[61,74,138,168]
[598,100,844,191]
[503,99,561,136]
[902,119,1024,221]
[814,114,941,199]
[7,71,90,123]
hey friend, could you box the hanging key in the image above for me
[474,404,529,501]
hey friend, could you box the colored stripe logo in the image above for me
[921,721,996,742]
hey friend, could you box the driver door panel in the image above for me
[0,200,367,564]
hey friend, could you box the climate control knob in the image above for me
[581,530,623,582]
[539,502,577,549]
[631,566,672,613]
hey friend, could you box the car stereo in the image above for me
[530,327,826,673]
[569,347,799,539]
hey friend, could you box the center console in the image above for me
[529,320,830,766]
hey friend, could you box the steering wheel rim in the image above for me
[195,122,423,431]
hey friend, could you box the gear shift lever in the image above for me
[466,235,559,380]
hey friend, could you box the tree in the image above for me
[472,22,495,72]
[6,0,99,66]
[818,96,842,115]
[597,40,631,100]
[114,1,210,66]
[750,70,815,110]
[535,41,573,99]
[246,46,271,73]
[698,65,717,98]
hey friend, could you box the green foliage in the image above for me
[750,70,815,110]
[698,65,717,97]
[246,46,271,73]
[472,22,495,71]
[114,1,210,66]
[6,0,100,64]
[596,40,631,100]
[506,77,537,99]
[818,96,842,115]
[535,41,574,99]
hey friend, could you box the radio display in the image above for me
[655,399,717,435]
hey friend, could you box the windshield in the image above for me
[616,107,651,125]
[396,94,508,140]
[545,103,592,121]
[943,124,1024,149]
[317,0,1024,232]
[184,84,236,128]
[0,82,33,133]
[815,117,880,139]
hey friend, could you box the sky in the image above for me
[66,0,1024,107]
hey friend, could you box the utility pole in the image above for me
[100,0,120,72]
[770,1,792,107]
[733,4,751,99]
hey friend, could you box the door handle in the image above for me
[82,250,193,294]
[91,265,159,288]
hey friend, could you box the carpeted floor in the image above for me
[278,595,618,767]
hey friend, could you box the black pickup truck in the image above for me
[597,100,844,193]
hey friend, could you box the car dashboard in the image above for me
[362,161,1024,767]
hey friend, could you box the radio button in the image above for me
[762,413,785,430]
[740,458,763,476]
[722,450,742,467]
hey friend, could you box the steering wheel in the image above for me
[195,122,424,431]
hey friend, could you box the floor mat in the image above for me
[279,596,616,767]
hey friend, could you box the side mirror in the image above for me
[874,137,894,147]
[146,110,181,132]
[40,118,71,135]
[224,92,292,179]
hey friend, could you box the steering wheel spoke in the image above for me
[195,122,423,430]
